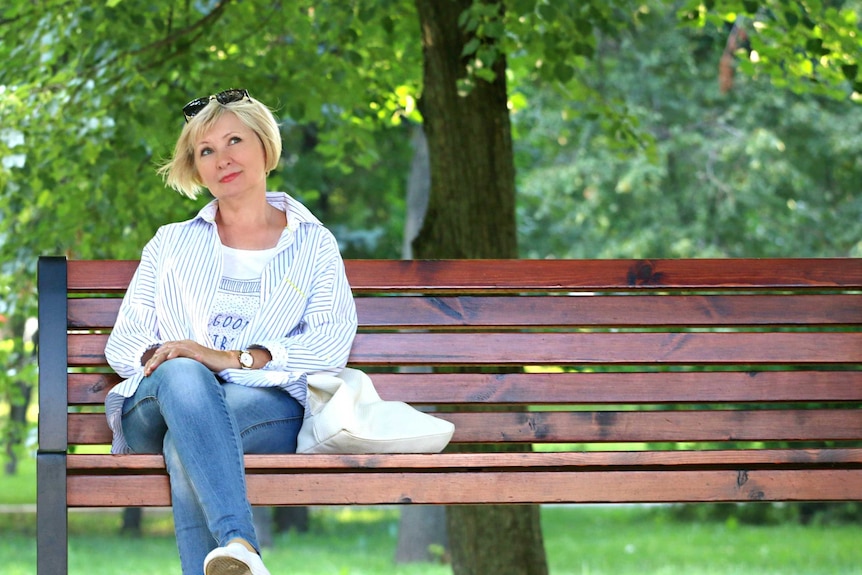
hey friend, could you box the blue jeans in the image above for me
[121,358,303,575]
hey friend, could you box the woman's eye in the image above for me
[199,147,213,157]
[229,136,242,145]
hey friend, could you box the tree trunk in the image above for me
[273,506,310,533]
[253,507,274,548]
[448,504,547,575]
[413,2,547,574]
[121,507,143,536]
[3,379,31,475]
[402,123,431,260]
[395,505,449,563]
[394,122,450,565]
[412,0,518,260]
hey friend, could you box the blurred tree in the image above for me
[682,0,862,101]
[515,1,862,259]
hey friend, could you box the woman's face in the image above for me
[193,111,267,199]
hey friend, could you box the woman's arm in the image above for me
[254,246,357,374]
[104,233,163,378]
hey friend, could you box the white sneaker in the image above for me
[203,541,271,575]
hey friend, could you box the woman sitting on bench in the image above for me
[104,89,357,575]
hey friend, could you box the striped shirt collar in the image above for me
[196,191,323,233]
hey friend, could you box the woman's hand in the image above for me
[144,340,238,376]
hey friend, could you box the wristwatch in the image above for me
[238,350,254,369]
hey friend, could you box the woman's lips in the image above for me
[220,171,240,183]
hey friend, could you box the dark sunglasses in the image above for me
[182,88,250,122]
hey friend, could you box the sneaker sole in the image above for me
[205,556,251,575]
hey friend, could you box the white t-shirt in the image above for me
[207,244,279,351]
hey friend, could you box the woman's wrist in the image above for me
[231,347,273,370]
[246,347,272,369]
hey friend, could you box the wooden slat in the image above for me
[68,370,862,405]
[67,469,862,507]
[366,370,862,403]
[441,409,862,443]
[68,298,122,329]
[248,469,862,504]
[67,258,862,292]
[348,332,862,365]
[68,373,121,404]
[66,449,862,472]
[352,294,862,328]
[68,409,862,446]
[67,294,862,329]
[67,260,139,292]
[67,331,862,367]
[342,259,862,291]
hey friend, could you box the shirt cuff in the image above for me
[251,342,289,371]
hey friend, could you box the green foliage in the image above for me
[515,2,862,258]
[0,0,424,464]
[0,1,423,266]
[0,300,37,470]
[680,0,862,100]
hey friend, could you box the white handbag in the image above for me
[296,367,455,454]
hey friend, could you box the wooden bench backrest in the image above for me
[45,257,862,454]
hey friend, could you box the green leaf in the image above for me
[553,63,574,83]
[483,20,505,40]
[462,37,481,57]
[805,37,826,56]
[741,0,758,14]
[509,0,536,17]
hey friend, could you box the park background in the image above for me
[1,1,861,574]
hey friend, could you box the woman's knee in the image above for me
[145,358,225,413]
[151,358,220,392]
[153,357,211,380]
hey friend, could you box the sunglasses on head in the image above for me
[182,88,250,123]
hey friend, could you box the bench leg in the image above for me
[37,452,67,575]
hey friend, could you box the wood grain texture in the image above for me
[67,449,862,472]
[67,370,862,405]
[68,294,862,329]
[67,258,862,292]
[67,469,862,507]
[68,409,862,445]
[49,257,862,508]
[68,331,862,366]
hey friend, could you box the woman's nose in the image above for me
[216,151,231,168]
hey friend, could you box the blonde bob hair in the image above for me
[157,94,282,199]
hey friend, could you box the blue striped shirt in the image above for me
[104,192,358,453]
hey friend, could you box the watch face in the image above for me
[240,351,254,369]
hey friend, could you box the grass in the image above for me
[2,459,861,574]
[1,455,36,505]
[1,504,861,574]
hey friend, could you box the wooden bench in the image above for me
[37,256,862,573]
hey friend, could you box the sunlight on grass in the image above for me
[1,504,861,574]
